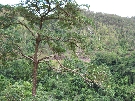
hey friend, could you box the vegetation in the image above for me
[0,0,135,101]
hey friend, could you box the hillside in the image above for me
[83,10,135,53]
[0,2,135,101]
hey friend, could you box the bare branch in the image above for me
[15,44,34,61]
[54,57,101,87]
[44,0,51,16]
[44,3,60,17]
[18,20,35,37]
[38,54,54,62]
[35,1,41,15]
[1,32,34,61]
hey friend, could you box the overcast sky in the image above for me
[0,0,135,17]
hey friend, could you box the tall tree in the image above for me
[0,0,93,96]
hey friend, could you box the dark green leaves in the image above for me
[0,5,16,29]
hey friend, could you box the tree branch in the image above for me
[54,57,101,87]
[15,44,34,61]
[44,3,60,17]
[18,20,35,37]
[38,55,54,62]
[44,0,51,16]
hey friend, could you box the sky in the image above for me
[0,0,135,17]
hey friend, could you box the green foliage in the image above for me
[0,80,32,101]
[92,50,135,100]
[0,5,17,29]
[0,59,32,82]
[1,0,135,100]
[0,75,10,92]
[92,52,120,66]
[0,0,95,98]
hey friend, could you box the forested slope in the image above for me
[0,2,135,101]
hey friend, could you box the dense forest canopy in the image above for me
[0,0,135,101]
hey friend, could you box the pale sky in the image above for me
[0,0,135,17]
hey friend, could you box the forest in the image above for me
[0,0,135,101]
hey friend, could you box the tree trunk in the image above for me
[32,34,40,96]
[32,61,38,96]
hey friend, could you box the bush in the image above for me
[0,80,32,101]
